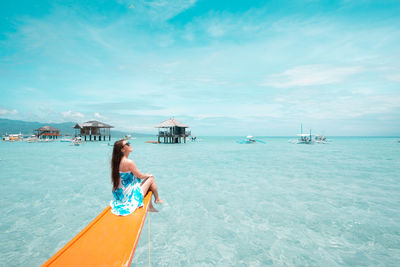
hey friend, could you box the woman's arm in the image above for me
[127,160,151,180]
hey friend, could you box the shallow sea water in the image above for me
[1,137,400,266]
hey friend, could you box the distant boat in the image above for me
[314,135,328,144]
[25,135,38,143]
[295,133,314,144]
[124,135,136,140]
[237,136,266,144]
[292,124,314,144]
[2,133,23,141]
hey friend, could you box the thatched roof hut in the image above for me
[155,118,190,143]
[34,125,60,139]
[73,120,113,141]
[155,118,189,128]
[74,121,113,129]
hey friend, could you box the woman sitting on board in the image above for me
[110,139,163,215]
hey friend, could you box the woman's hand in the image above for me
[144,173,153,179]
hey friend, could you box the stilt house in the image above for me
[34,126,60,139]
[74,120,113,141]
[155,118,190,143]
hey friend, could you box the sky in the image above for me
[1,0,400,136]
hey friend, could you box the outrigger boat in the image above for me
[296,133,314,144]
[25,135,38,143]
[42,192,152,266]
[124,135,136,140]
[2,133,23,141]
[314,134,328,144]
[291,124,314,144]
[237,136,266,144]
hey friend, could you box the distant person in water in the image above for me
[110,139,163,215]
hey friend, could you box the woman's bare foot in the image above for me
[155,199,164,204]
[149,202,159,212]
[149,206,159,212]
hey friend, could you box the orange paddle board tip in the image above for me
[42,192,152,266]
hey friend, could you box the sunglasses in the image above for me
[124,142,131,147]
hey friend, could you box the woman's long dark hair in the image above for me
[111,139,125,191]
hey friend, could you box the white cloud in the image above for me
[0,108,18,115]
[94,112,105,119]
[385,73,400,82]
[207,25,226,37]
[261,65,363,88]
[119,0,197,22]
[351,88,373,95]
[272,92,400,120]
[61,110,84,119]
[193,114,226,120]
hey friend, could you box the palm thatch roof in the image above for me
[34,125,60,132]
[73,121,113,128]
[155,118,189,128]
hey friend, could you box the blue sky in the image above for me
[1,0,399,136]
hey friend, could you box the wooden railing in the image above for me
[158,133,189,137]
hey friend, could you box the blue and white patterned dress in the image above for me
[110,170,144,216]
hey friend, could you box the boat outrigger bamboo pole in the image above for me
[300,123,303,142]
[42,192,153,267]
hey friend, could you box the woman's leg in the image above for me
[141,177,158,212]
[141,177,163,209]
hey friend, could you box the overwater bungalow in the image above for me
[73,120,113,141]
[34,126,60,139]
[155,118,191,144]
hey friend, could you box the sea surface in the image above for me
[1,137,399,266]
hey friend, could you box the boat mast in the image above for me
[301,123,303,141]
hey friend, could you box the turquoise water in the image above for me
[1,137,400,266]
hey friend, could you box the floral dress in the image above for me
[110,170,144,216]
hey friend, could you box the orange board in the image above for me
[42,192,152,267]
